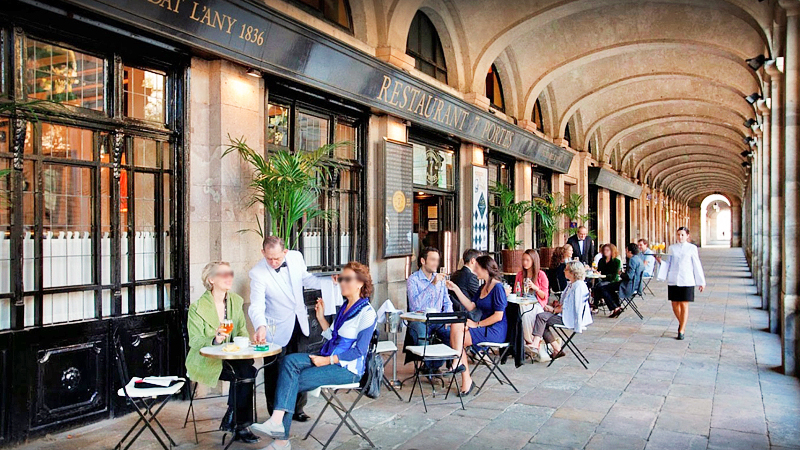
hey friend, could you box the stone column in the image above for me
[780,0,799,375]
[753,143,762,293]
[597,188,611,244]
[766,64,785,333]
[757,106,771,309]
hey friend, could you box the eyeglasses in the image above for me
[216,271,234,278]
[337,275,356,283]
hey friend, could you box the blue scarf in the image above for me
[319,297,371,357]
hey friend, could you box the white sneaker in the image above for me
[251,419,285,438]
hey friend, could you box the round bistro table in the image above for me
[200,344,282,449]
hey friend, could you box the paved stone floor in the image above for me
[17,248,800,450]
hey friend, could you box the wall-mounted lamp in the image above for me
[746,55,768,71]
[744,118,757,128]
[246,68,262,78]
[742,161,752,168]
[745,93,762,104]
[740,150,753,158]
[744,136,756,146]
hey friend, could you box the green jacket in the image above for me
[185,290,249,387]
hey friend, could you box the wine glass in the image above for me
[221,319,234,343]
[523,277,532,296]
[265,317,276,345]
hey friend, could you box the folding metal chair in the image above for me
[376,340,403,400]
[114,336,185,450]
[546,324,590,370]
[619,291,645,319]
[180,336,227,444]
[641,257,657,296]
[468,341,518,394]
[303,330,379,450]
[405,311,468,412]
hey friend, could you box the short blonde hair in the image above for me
[201,261,230,291]
[565,261,586,281]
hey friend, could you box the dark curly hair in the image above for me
[343,261,373,299]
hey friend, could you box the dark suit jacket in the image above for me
[448,266,482,322]
[619,253,645,298]
[567,234,596,265]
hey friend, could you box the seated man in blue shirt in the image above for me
[638,238,656,278]
[406,246,453,372]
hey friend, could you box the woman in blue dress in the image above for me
[446,255,508,396]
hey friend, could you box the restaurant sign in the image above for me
[50,0,574,173]
[588,167,643,198]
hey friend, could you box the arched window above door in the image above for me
[406,11,448,84]
[292,0,353,32]
[532,99,543,131]
[485,64,505,112]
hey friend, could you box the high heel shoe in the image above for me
[677,332,685,340]
[458,382,474,397]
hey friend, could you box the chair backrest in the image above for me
[425,311,468,327]
[113,334,131,393]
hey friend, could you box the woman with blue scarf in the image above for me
[252,262,377,450]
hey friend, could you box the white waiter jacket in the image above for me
[658,242,706,287]
[248,250,336,347]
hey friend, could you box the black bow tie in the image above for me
[275,261,288,272]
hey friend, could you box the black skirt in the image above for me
[668,285,695,302]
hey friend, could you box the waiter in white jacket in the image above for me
[656,227,705,341]
[249,235,337,422]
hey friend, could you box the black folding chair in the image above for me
[641,256,658,296]
[405,311,468,412]
[547,324,590,370]
[619,291,645,319]
[114,336,185,450]
[303,330,379,450]
[376,340,403,400]
[180,335,227,444]
[467,340,518,394]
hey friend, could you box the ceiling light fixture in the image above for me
[744,118,757,127]
[746,54,768,71]
[741,150,753,158]
[246,68,262,78]
[745,93,762,104]
[742,161,752,168]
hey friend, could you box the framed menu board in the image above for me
[383,138,414,258]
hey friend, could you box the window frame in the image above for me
[0,25,183,329]
[266,82,367,273]
[486,64,505,112]
[288,0,354,34]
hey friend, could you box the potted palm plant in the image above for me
[562,193,591,236]
[490,182,534,273]
[224,135,344,249]
[532,193,566,268]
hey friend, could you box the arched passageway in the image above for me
[702,194,732,247]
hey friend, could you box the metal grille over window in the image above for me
[267,96,364,272]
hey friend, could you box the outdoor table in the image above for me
[507,295,543,367]
[585,272,605,279]
[400,312,428,322]
[200,344,282,449]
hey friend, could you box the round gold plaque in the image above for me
[392,191,406,213]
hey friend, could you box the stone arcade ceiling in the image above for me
[377,0,770,203]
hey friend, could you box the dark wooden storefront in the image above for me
[0,2,189,444]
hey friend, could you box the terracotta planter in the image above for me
[538,247,556,269]
[500,249,524,274]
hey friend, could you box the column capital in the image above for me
[765,60,784,79]
[757,99,771,115]
[780,0,800,16]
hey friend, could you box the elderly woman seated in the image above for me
[186,261,259,443]
[528,261,593,360]
[252,262,377,450]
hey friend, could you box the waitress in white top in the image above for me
[656,227,706,340]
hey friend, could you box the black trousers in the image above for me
[264,319,308,415]
[218,359,256,427]
[594,281,622,310]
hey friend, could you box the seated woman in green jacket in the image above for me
[186,261,259,444]
[592,244,621,309]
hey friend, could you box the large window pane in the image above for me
[1,158,11,295]
[123,66,166,123]
[334,122,357,160]
[298,111,329,151]
[100,167,111,285]
[134,172,156,280]
[41,123,93,160]
[42,164,92,288]
[163,173,171,278]
[133,137,158,168]
[22,160,35,291]
[412,143,454,190]
[267,103,290,151]
[25,39,105,111]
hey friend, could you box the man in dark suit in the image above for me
[566,226,596,265]
[448,248,483,322]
